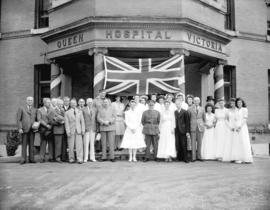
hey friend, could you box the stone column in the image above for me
[89,47,108,98]
[170,48,189,95]
[214,60,226,102]
[50,61,62,98]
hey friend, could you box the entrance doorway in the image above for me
[58,52,94,99]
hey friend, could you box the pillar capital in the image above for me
[88,47,108,56]
[170,48,190,56]
[217,59,227,66]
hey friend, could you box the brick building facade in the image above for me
[0,0,270,143]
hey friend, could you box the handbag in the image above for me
[95,133,101,141]
[187,136,192,151]
[32,121,40,130]
[34,132,41,147]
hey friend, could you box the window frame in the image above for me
[34,0,49,29]
[267,21,270,36]
[225,0,236,31]
[268,69,270,121]
[223,65,236,103]
[34,64,51,108]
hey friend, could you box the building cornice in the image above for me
[0,28,49,40]
[41,16,232,44]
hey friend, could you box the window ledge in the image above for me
[197,0,227,14]
[31,28,50,35]
[225,30,239,37]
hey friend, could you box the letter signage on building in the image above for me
[105,29,171,40]
[186,32,223,52]
[56,33,84,49]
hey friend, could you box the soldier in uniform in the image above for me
[141,100,160,162]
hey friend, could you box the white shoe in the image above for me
[91,159,96,162]
[83,160,87,163]
[235,160,242,164]
[128,159,132,162]
[133,159,137,162]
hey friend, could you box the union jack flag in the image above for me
[103,55,185,95]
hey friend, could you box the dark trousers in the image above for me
[54,134,63,160]
[21,131,35,162]
[61,133,68,161]
[175,130,188,161]
[145,135,158,159]
[40,132,54,161]
[101,131,115,160]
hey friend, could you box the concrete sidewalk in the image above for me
[0,158,270,210]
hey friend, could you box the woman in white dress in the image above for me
[235,98,253,163]
[121,100,146,162]
[157,100,176,162]
[214,99,228,160]
[112,96,125,151]
[201,103,216,160]
[222,98,238,162]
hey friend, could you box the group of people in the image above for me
[16,89,253,164]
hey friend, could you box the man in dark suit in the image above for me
[49,98,65,163]
[37,98,53,162]
[141,100,160,162]
[17,96,37,164]
[62,96,70,162]
[175,98,191,163]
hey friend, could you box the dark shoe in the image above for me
[143,158,149,162]
[155,158,160,162]
[48,159,55,162]
[184,160,190,163]
[29,161,36,163]
[197,159,204,162]
[100,159,107,162]
[56,159,62,163]
[40,159,45,163]
[110,159,116,162]
[78,161,83,164]
[20,160,26,164]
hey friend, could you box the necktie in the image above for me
[74,109,76,116]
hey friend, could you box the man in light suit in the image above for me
[97,98,116,162]
[141,100,160,162]
[49,98,65,163]
[38,98,53,162]
[17,96,37,164]
[82,98,97,162]
[65,99,85,164]
[188,97,205,161]
[62,96,70,162]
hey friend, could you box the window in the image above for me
[35,0,49,29]
[225,0,235,31]
[34,64,51,107]
[223,65,236,102]
[267,21,270,36]
[0,0,2,32]
[268,70,270,121]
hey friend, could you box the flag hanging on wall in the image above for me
[103,55,185,95]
